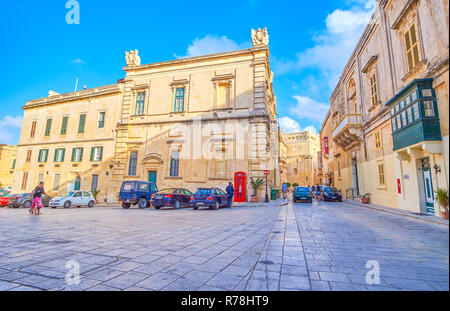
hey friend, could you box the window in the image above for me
[83,191,90,197]
[54,148,65,162]
[401,111,407,127]
[71,147,83,162]
[378,164,385,186]
[405,23,420,71]
[45,119,52,136]
[396,115,401,130]
[12,159,16,169]
[135,92,145,115]
[38,149,49,162]
[170,150,180,177]
[370,73,378,106]
[26,150,32,162]
[406,107,413,123]
[78,114,86,133]
[61,116,68,135]
[412,103,420,120]
[423,101,435,117]
[294,168,298,175]
[21,172,28,190]
[375,132,382,150]
[338,161,341,178]
[128,151,138,176]
[392,119,397,131]
[98,112,105,128]
[91,174,98,192]
[217,83,231,109]
[38,173,44,183]
[53,174,60,191]
[30,121,37,138]
[174,88,185,112]
[73,192,82,198]
[90,146,103,162]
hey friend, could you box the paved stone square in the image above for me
[0,200,448,291]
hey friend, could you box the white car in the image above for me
[49,191,95,208]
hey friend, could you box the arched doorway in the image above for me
[142,153,163,185]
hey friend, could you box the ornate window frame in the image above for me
[212,75,235,110]
[170,79,190,114]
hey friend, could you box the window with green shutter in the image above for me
[12,159,16,169]
[90,146,103,162]
[98,112,105,128]
[38,149,49,162]
[54,148,65,162]
[61,116,68,135]
[71,147,83,162]
[78,114,86,133]
[45,119,52,136]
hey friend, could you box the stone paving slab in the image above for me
[0,200,448,291]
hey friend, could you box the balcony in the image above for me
[332,114,363,149]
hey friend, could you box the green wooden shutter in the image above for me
[44,149,48,162]
[45,119,52,136]
[54,149,58,162]
[90,147,94,161]
[98,147,103,161]
[61,148,65,162]
[38,150,42,162]
[79,148,83,161]
[71,148,75,162]
[61,116,68,134]
[78,114,86,133]
[12,159,16,169]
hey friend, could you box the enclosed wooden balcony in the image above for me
[332,114,363,149]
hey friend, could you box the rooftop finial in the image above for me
[251,27,269,47]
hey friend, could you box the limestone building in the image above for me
[320,0,449,215]
[283,130,321,186]
[0,144,17,188]
[12,28,279,202]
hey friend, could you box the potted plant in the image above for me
[92,189,101,204]
[250,177,264,202]
[292,183,299,188]
[359,193,371,204]
[286,182,291,189]
[435,188,449,220]
[276,189,281,198]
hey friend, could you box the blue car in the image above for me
[191,187,228,210]
[151,188,193,209]
[294,187,313,203]
[119,181,158,209]
[322,186,343,202]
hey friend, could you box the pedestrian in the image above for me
[226,182,234,208]
[281,182,287,199]
[30,182,47,215]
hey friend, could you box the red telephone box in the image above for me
[234,171,247,202]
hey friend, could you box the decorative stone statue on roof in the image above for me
[251,27,269,47]
[125,50,141,66]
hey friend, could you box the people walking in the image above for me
[30,182,47,215]
[282,182,287,200]
[226,182,234,208]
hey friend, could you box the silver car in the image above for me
[49,191,95,208]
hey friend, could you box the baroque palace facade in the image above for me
[11,28,280,203]
[320,0,449,215]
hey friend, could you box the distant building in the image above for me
[283,130,321,186]
[0,144,17,188]
[320,0,449,215]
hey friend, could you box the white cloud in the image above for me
[290,96,330,124]
[279,116,318,135]
[175,35,251,59]
[72,58,84,64]
[0,115,22,145]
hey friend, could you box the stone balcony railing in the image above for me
[332,113,363,149]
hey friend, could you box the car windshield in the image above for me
[64,192,74,197]
[158,188,176,194]
[295,187,309,192]
[121,182,135,192]
[195,189,211,195]
[325,187,339,192]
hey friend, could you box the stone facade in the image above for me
[320,0,449,215]
[283,130,321,186]
[12,28,279,202]
[0,144,17,188]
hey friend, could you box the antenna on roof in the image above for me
[74,78,79,92]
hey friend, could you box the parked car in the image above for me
[322,186,342,202]
[0,189,10,197]
[119,181,158,209]
[0,195,11,207]
[151,188,193,209]
[191,187,228,210]
[293,187,313,203]
[49,191,95,208]
[8,193,52,208]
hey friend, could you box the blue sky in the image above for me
[0,0,375,144]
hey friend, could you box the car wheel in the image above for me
[138,198,147,209]
[175,200,181,209]
[64,201,71,209]
[193,206,198,210]
[214,201,219,210]
[154,206,161,209]
[51,206,56,209]
[23,200,32,209]
[88,200,94,208]
[122,202,130,209]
